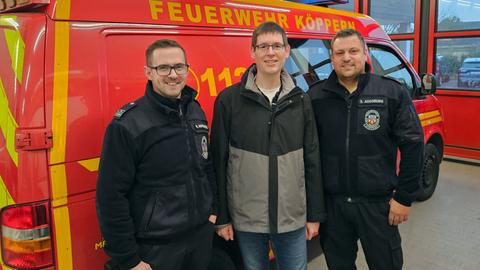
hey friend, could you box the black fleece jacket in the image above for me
[96,82,217,269]
[308,71,424,206]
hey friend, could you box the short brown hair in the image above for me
[331,29,366,49]
[145,39,187,65]
[251,21,288,49]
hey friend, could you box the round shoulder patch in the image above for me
[363,109,381,131]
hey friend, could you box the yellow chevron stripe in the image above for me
[78,157,100,172]
[418,110,440,121]
[0,175,15,209]
[53,206,73,270]
[421,116,443,127]
[0,78,18,167]
[1,16,25,84]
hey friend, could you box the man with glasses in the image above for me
[96,39,217,270]
[211,21,325,270]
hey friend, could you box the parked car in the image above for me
[457,57,480,87]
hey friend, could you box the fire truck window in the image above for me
[370,0,415,34]
[437,0,480,31]
[436,37,480,90]
[286,38,332,91]
[368,46,415,95]
[393,40,414,64]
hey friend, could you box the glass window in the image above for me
[330,0,355,11]
[437,0,480,31]
[285,38,333,91]
[436,37,480,90]
[370,0,415,34]
[368,46,416,94]
[393,40,414,64]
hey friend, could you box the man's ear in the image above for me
[144,66,153,80]
[285,44,291,58]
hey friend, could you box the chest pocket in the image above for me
[190,120,209,160]
[356,96,388,135]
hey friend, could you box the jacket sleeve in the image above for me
[96,121,140,269]
[303,94,327,222]
[210,92,231,225]
[206,139,218,215]
[392,86,425,206]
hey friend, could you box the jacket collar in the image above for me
[241,63,297,101]
[144,81,197,115]
[323,63,371,98]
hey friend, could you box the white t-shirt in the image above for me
[258,85,281,104]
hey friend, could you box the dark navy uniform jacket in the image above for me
[96,81,217,269]
[307,69,424,206]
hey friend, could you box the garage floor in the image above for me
[307,160,480,270]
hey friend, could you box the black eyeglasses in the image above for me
[254,43,285,53]
[149,63,189,75]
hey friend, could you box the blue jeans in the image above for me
[236,227,307,270]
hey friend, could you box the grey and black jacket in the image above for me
[96,81,217,269]
[211,64,326,234]
[307,70,424,206]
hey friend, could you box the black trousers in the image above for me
[138,221,214,270]
[320,195,403,270]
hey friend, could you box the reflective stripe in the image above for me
[50,1,73,267]
[421,116,443,127]
[2,226,50,241]
[55,0,71,20]
[78,157,100,172]
[418,110,440,121]
[50,164,68,207]
[50,21,70,165]
[53,206,73,270]
[0,78,18,166]
[1,15,25,84]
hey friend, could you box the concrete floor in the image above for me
[307,160,480,270]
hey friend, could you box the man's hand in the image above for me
[216,224,234,241]
[209,215,217,224]
[388,199,411,225]
[131,261,152,270]
[305,222,320,240]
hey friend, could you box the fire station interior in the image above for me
[301,0,480,269]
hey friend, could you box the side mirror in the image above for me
[420,73,437,95]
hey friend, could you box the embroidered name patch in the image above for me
[358,98,385,105]
[194,123,209,131]
[363,110,381,131]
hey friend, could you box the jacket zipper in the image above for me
[346,98,352,194]
[179,103,196,224]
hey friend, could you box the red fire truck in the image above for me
[0,0,444,269]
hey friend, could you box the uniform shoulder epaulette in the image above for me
[114,102,137,119]
[381,75,403,85]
